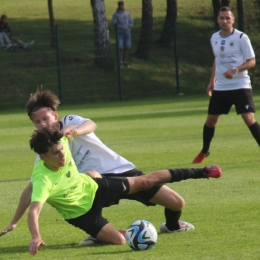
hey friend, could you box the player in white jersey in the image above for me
[192,6,260,164]
[61,115,135,175]
[1,90,195,245]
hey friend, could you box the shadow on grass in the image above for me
[0,232,170,255]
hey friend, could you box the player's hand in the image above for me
[29,237,46,256]
[223,69,235,79]
[86,171,102,178]
[0,223,17,237]
[63,125,78,141]
[206,83,214,97]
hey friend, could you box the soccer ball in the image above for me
[125,220,158,250]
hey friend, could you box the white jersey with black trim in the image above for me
[211,28,255,91]
[59,114,135,174]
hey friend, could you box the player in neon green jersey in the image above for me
[28,126,221,256]
[1,90,200,245]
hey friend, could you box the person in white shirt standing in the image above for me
[192,6,259,164]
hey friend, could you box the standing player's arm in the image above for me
[28,201,46,256]
[207,60,216,97]
[62,120,97,141]
[236,57,256,72]
[0,182,32,237]
[223,57,256,79]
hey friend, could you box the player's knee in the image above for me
[168,196,185,211]
[114,235,126,245]
[177,197,185,210]
[206,115,219,127]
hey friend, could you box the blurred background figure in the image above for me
[112,1,134,68]
[0,14,34,49]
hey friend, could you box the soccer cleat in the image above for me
[11,43,18,51]
[28,40,35,48]
[79,235,99,246]
[160,220,195,233]
[118,230,126,237]
[192,151,210,164]
[203,165,221,178]
[4,44,12,51]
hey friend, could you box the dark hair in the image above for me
[30,126,63,154]
[218,6,234,16]
[26,89,60,119]
[0,14,8,27]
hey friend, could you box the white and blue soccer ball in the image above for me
[125,220,158,250]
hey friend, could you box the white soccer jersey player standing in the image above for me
[192,6,260,164]
[211,29,254,91]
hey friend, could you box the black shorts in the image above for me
[103,169,163,206]
[66,177,130,238]
[208,89,255,115]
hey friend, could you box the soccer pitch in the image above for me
[0,95,260,260]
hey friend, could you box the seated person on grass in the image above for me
[0,31,16,50]
[0,14,34,49]
[28,126,221,255]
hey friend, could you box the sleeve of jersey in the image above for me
[31,177,50,204]
[210,36,215,56]
[240,34,255,60]
[62,115,90,128]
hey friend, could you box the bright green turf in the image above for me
[1,95,260,259]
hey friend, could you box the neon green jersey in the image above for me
[31,137,98,219]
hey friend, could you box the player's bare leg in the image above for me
[96,223,126,245]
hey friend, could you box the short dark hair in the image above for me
[26,89,60,119]
[218,6,234,17]
[30,126,63,154]
[118,1,124,6]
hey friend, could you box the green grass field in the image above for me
[1,95,260,259]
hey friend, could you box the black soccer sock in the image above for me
[165,208,181,231]
[248,121,260,146]
[202,124,215,154]
[169,167,207,182]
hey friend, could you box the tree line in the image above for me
[47,0,248,70]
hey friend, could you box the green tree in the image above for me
[91,0,114,70]
[236,0,244,31]
[48,0,56,48]
[211,0,231,29]
[135,0,153,60]
[156,0,177,47]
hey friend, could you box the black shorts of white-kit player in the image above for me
[208,88,255,115]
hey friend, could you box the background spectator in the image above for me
[0,14,34,49]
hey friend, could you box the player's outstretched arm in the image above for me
[0,182,32,237]
[28,202,46,256]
